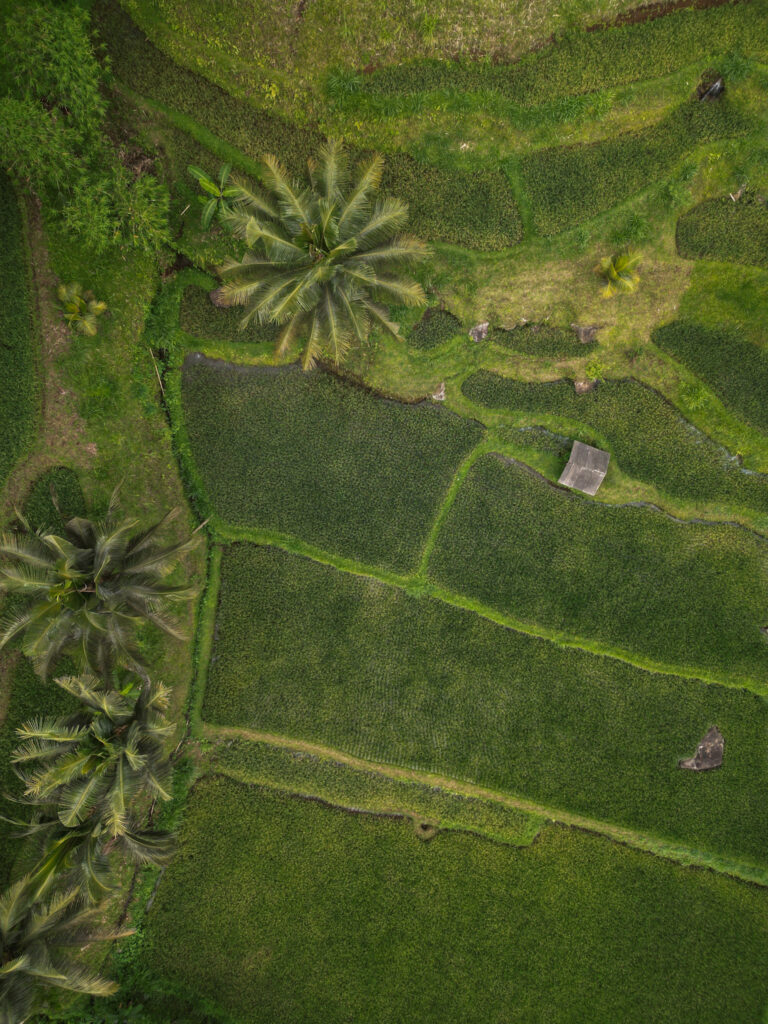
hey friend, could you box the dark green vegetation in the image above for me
[351,2,768,106]
[463,370,768,516]
[652,320,768,433]
[205,544,768,868]
[179,283,280,347]
[518,99,755,235]
[677,197,768,267]
[142,777,768,1024]
[181,360,484,570]
[93,2,522,250]
[428,455,768,684]
[0,175,36,492]
[489,322,594,356]
[407,307,463,349]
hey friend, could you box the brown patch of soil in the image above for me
[588,0,739,31]
[1,196,93,519]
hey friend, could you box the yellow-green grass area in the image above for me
[137,776,768,1024]
[462,371,768,528]
[180,358,484,572]
[428,455,768,689]
[201,543,768,873]
[0,174,37,494]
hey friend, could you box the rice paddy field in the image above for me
[3,0,768,1020]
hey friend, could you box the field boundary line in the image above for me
[204,723,768,888]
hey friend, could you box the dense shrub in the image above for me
[428,454,768,684]
[93,3,522,250]
[0,176,37,492]
[181,360,484,570]
[143,778,768,1023]
[204,543,768,868]
[652,319,768,433]
[518,99,755,235]
[462,371,768,515]
[676,197,768,267]
[488,322,593,356]
[407,307,463,349]
[353,3,768,105]
[179,285,281,347]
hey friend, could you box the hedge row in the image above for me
[489,322,595,356]
[0,174,36,493]
[351,2,768,106]
[676,197,768,267]
[179,284,281,347]
[407,308,463,349]
[518,98,755,235]
[94,2,522,250]
[462,371,768,515]
[143,777,768,1023]
[181,360,484,570]
[652,319,768,433]
[428,454,768,685]
[204,543,768,868]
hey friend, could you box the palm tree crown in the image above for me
[0,874,120,1024]
[0,498,196,677]
[219,141,429,368]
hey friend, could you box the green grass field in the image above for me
[141,777,768,1024]
[181,359,484,570]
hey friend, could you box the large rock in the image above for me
[679,726,724,771]
[469,322,489,343]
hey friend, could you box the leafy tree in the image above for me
[57,284,108,337]
[0,98,81,195]
[219,141,428,368]
[0,499,197,677]
[594,248,641,298]
[188,164,239,229]
[0,873,121,1024]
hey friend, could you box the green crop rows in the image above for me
[179,283,281,348]
[652,320,768,434]
[427,455,768,685]
[181,359,484,570]
[407,308,463,350]
[677,197,768,267]
[462,370,768,516]
[489,323,595,356]
[203,543,768,867]
[142,777,768,1024]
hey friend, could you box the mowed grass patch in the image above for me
[517,99,755,235]
[428,455,768,685]
[652,319,768,434]
[181,360,484,570]
[205,544,768,866]
[677,197,768,268]
[0,174,36,493]
[462,371,768,518]
[143,777,768,1024]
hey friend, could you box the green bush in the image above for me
[0,175,37,493]
[428,455,768,685]
[488,322,594,356]
[652,319,768,433]
[462,371,768,515]
[179,285,281,347]
[407,307,463,349]
[141,777,768,1023]
[351,2,768,106]
[518,99,755,235]
[204,543,768,867]
[93,3,522,250]
[181,360,484,570]
[676,197,768,267]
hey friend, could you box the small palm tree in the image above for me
[56,283,108,337]
[13,672,174,836]
[188,163,240,229]
[0,498,197,677]
[0,874,122,1024]
[594,249,641,298]
[219,141,429,368]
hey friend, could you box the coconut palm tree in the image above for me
[594,248,641,298]
[219,141,429,368]
[0,497,197,677]
[0,873,122,1024]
